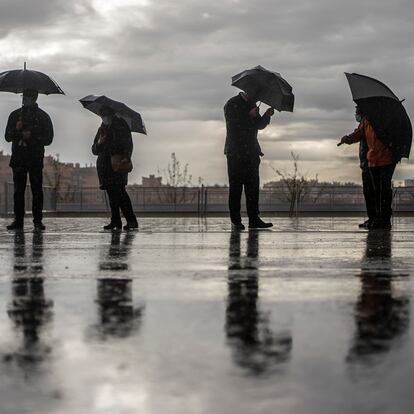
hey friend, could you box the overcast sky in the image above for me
[1,0,414,185]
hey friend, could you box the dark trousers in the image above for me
[361,168,376,221]
[227,155,260,223]
[13,165,43,224]
[369,164,396,221]
[106,186,136,224]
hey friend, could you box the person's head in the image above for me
[355,106,362,123]
[100,106,115,125]
[241,91,258,104]
[22,89,38,107]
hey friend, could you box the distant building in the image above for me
[0,151,100,202]
[141,174,163,187]
[403,179,414,187]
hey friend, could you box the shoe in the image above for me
[231,222,245,231]
[6,221,23,230]
[34,222,46,231]
[103,222,122,230]
[249,218,273,229]
[370,218,392,230]
[123,221,139,230]
[358,219,372,229]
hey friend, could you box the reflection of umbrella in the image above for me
[232,65,294,112]
[345,72,412,161]
[79,94,147,135]
[0,62,64,95]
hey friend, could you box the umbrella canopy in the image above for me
[345,72,412,161]
[79,95,147,135]
[232,65,294,112]
[0,63,64,95]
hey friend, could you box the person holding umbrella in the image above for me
[91,106,138,231]
[1,63,64,231]
[339,73,412,230]
[4,89,54,230]
[355,106,376,229]
[339,106,396,230]
[225,66,294,230]
[224,92,274,230]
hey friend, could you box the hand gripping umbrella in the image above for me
[345,72,412,162]
[79,94,147,135]
[232,65,294,112]
[0,62,65,96]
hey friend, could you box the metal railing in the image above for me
[1,183,414,215]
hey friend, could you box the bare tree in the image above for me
[271,152,323,216]
[43,154,76,203]
[157,153,199,207]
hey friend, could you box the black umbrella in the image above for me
[0,62,64,95]
[232,65,294,112]
[79,95,147,135]
[345,72,412,161]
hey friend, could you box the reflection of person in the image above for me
[5,89,53,231]
[224,92,274,230]
[94,232,143,339]
[92,106,138,231]
[339,106,396,230]
[6,231,54,367]
[225,230,292,374]
[347,231,409,365]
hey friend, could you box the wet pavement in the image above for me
[1,217,414,414]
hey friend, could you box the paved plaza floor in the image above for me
[1,216,414,414]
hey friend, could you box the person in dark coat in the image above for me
[5,89,53,231]
[92,107,138,230]
[224,91,274,230]
[357,107,376,229]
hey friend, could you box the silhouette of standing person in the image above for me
[347,231,409,365]
[354,107,376,229]
[93,231,144,339]
[224,92,274,230]
[92,106,138,231]
[5,89,53,231]
[6,230,54,368]
[225,230,292,374]
[340,106,396,230]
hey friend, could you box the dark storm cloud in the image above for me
[1,0,414,184]
[0,0,95,37]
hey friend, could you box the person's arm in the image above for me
[251,107,274,130]
[339,120,365,145]
[5,111,22,143]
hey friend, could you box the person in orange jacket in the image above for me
[339,106,396,230]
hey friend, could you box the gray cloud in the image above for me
[0,0,414,185]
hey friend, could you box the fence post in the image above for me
[80,186,83,212]
[295,190,298,217]
[53,187,58,212]
[204,186,207,216]
[197,186,201,217]
[4,182,8,216]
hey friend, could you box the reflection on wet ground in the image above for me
[226,230,292,375]
[93,231,144,340]
[1,217,414,414]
